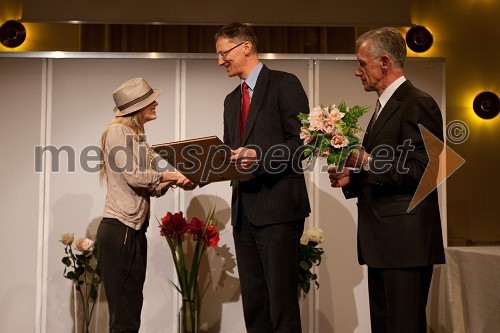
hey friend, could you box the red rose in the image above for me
[188,217,205,240]
[203,224,220,247]
[160,211,188,238]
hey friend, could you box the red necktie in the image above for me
[240,82,250,137]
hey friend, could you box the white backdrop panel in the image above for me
[183,59,242,332]
[0,58,44,333]
[46,58,179,333]
[315,60,373,333]
[0,54,446,333]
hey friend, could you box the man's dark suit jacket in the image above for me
[344,80,445,268]
[223,65,311,226]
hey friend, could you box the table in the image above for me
[444,246,500,333]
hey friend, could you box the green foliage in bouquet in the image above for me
[298,101,369,166]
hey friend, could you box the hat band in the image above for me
[117,89,154,111]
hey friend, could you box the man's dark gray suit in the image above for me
[344,80,446,332]
[223,65,310,333]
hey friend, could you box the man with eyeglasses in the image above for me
[214,22,310,333]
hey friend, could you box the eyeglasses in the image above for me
[216,41,246,59]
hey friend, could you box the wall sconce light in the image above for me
[473,91,499,119]
[0,20,27,48]
[406,25,433,53]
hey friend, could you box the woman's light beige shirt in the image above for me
[102,123,163,230]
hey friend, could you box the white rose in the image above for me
[300,231,310,245]
[59,233,74,246]
[74,238,94,252]
[307,228,324,244]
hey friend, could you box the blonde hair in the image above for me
[99,111,145,183]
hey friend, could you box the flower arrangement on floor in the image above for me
[59,233,101,333]
[298,227,325,299]
[158,208,219,333]
[298,101,369,166]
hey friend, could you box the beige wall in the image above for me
[408,0,500,243]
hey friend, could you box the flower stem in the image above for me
[176,234,190,301]
[181,299,196,333]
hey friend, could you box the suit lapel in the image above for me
[365,99,398,147]
[362,110,377,146]
[242,66,270,144]
[365,80,413,149]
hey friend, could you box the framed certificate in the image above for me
[152,136,254,183]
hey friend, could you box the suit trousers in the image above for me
[233,216,304,333]
[368,266,434,333]
[96,218,148,333]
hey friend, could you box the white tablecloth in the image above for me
[445,247,500,333]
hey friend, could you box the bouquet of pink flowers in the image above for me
[298,101,369,166]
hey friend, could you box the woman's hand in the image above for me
[177,177,198,191]
[161,171,197,191]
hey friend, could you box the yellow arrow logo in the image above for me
[408,124,466,211]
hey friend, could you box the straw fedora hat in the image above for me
[112,78,161,116]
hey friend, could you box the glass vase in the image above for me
[179,299,198,333]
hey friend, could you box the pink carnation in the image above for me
[321,119,335,134]
[331,133,349,148]
[328,105,345,123]
[300,127,314,144]
[308,106,324,132]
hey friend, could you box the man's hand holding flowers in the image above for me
[328,146,372,187]
[328,166,350,188]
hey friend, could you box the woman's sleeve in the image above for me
[105,125,162,191]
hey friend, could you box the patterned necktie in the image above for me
[369,99,381,132]
[240,82,250,137]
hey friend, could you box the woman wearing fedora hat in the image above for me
[97,78,195,333]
